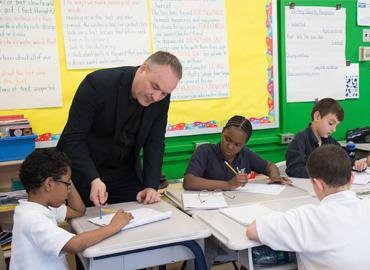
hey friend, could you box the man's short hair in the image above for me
[19,149,71,192]
[146,51,182,80]
[306,145,351,187]
[311,98,344,121]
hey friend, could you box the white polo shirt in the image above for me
[10,200,75,270]
[256,191,370,270]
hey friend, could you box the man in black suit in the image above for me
[57,51,182,207]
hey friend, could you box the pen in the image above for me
[224,160,238,175]
[99,204,102,220]
[352,168,367,173]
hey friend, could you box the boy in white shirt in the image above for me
[10,149,133,270]
[247,145,370,270]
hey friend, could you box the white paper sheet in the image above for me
[358,0,370,26]
[236,184,285,195]
[88,208,172,231]
[182,192,228,209]
[285,6,346,102]
[353,170,370,185]
[219,204,275,226]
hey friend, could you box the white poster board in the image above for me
[0,0,62,110]
[60,0,150,69]
[285,6,346,102]
[151,0,230,101]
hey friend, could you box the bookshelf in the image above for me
[0,160,22,192]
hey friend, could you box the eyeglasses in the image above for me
[198,189,235,203]
[54,179,72,190]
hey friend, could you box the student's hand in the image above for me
[109,209,133,231]
[353,160,367,172]
[228,173,248,190]
[136,188,161,204]
[267,176,292,185]
[90,178,108,207]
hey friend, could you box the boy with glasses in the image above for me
[10,149,133,270]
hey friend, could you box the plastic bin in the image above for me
[0,134,37,162]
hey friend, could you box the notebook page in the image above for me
[219,204,275,226]
[88,208,172,230]
[236,183,285,195]
[182,192,228,209]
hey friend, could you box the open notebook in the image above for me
[219,204,275,226]
[182,192,228,210]
[88,208,172,230]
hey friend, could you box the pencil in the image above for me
[102,208,118,213]
[224,160,238,175]
[99,204,102,219]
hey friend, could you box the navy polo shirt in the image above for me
[285,124,339,178]
[185,143,268,181]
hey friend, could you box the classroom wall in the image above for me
[1,0,369,181]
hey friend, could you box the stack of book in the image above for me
[0,115,32,138]
[0,190,27,210]
[0,230,12,255]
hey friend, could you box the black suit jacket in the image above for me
[57,66,170,190]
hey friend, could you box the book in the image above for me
[219,204,275,226]
[88,208,172,230]
[182,192,228,210]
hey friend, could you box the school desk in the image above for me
[290,176,370,197]
[70,200,210,270]
[339,141,370,152]
[165,178,309,214]
[193,196,319,270]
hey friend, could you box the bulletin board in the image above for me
[0,0,279,137]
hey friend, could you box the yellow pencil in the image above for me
[224,160,238,175]
[101,208,118,213]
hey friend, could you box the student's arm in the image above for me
[246,220,260,242]
[285,135,309,178]
[183,145,248,190]
[264,162,292,185]
[183,173,247,190]
[63,210,133,254]
[66,184,86,219]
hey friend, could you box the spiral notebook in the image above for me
[88,208,172,230]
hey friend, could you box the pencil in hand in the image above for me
[224,160,238,175]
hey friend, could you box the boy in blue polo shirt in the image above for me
[183,115,291,191]
[286,98,367,178]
